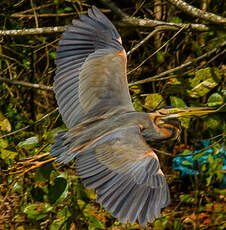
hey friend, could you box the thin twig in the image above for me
[128,25,186,75]
[154,136,224,158]
[0,108,58,139]
[10,9,111,18]
[30,0,39,28]
[0,178,19,211]
[127,29,160,56]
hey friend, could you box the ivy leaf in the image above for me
[145,93,166,110]
[207,93,224,106]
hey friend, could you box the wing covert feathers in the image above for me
[54,6,126,128]
[75,126,170,227]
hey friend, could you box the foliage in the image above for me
[0,0,225,229]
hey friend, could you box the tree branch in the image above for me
[1,0,223,36]
[100,0,213,32]
[168,0,226,25]
[129,41,226,86]
[120,15,209,31]
[0,26,65,36]
[0,77,53,91]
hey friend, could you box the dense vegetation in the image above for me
[0,0,225,229]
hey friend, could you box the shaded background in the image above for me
[0,0,225,229]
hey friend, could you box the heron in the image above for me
[9,6,217,227]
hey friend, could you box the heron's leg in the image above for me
[6,152,56,178]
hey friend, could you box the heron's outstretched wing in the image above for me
[54,6,134,128]
[75,125,170,226]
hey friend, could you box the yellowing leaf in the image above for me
[188,67,222,98]
[0,111,11,132]
[1,149,18,160]
[0,139,8,149]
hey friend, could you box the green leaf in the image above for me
[165,77,190,96]
[49,52,56,59]
[182,160,192,166]
[0,139,8,149]
[18,136,39,150]
[88,215,104,230]
[130,85,141,95]
[172,16,182,23]
[50,207,71,230]
[43,127,65,142]
[207,93,224,106]
[48,176,67,204]
[179,194,195,203]
[22,203,53,220]
[1,149,18,160]
[193,151,206,161]
[203,115,220,130]
[145,93,166,110]
[156,51,165,64]
[132,98,143,112]
[188,67,222,98]
[170,96,187,107]
[170,96,190,128]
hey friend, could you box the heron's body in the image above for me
[10,6,216,227]
[51,110,181,164]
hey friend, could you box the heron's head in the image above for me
[142,106,216,142]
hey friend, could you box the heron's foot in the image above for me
[6,152,56,178]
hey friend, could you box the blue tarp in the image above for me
[172,140,226,187]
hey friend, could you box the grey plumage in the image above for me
[50,6,170,227]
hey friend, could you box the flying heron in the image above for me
[10,6,217,227]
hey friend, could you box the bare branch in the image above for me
[1,0,221,36]
[120,15,209,31]
[0,26,65,36]
[30,0,39,28]
[100,0,212,31]
[129,41,226,86]
[10,9,111,18]
[0,77,53,91]
[127,29,160,56]
[168,0,226,25]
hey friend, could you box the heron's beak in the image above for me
[165,107,217,119]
